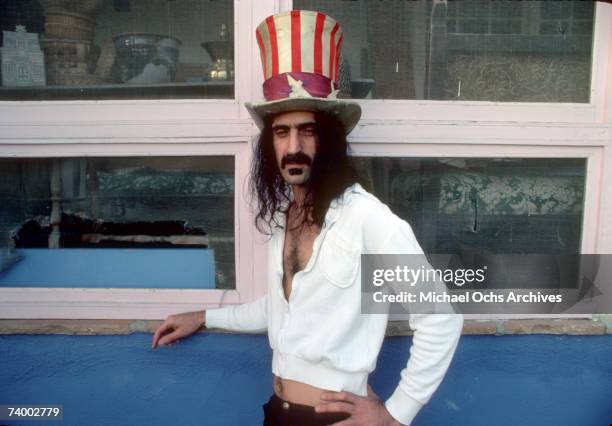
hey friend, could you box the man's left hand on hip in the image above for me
[314,385,403,426]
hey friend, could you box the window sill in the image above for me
[0,318,609,336]
[388,318,609,336]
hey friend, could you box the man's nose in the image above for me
[287,128,302,153]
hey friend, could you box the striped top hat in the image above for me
[245,10,361,135]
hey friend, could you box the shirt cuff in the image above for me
[384,386,424,426]
[204,307,230,329]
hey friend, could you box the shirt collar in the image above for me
[271,183,362,231]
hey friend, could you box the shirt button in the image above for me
[282,401,290,410]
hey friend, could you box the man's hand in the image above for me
[151,311,206,349]
[314,385,403,426]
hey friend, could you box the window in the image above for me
[0,156,235,289]
[0,0,610,320]
[353,156,589,295]
[294,0,594,102]
[353,157,585,255]
[0,140,255,319]
[0,0,234,100]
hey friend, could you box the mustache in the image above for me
[281,152,312,169]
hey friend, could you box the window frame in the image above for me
[285,1,611,123]
[0,0,610,320]
[0,0,275,319]
[0,139,268,319]
[350,130,606,321]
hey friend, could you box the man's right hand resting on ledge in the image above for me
[151,310,206,349]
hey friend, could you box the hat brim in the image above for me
[245,97,362,135]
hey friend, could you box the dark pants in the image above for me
[262,394,351,426]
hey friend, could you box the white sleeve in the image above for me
[205,295,268,333]
[384,313,463,425]
[366,212,463,425]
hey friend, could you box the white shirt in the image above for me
[206,183,463,425]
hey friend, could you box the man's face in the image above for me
[271,110,318,187]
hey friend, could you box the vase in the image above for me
[38,0,106,86]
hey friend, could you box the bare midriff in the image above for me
[273,374,330,406]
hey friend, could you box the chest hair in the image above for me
[282,208,321,298]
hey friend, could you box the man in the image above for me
[152,10,463,425]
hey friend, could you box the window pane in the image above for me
[294,0,593,102]
[0,0,233,100]
[0,156,235,289]
[352,157,585,255]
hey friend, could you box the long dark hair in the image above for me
[250,111,360,234]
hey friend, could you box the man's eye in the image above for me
[300,127,316,136]
[274,129,288,137]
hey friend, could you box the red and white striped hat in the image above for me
[245,10,361,134]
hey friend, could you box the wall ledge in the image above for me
[0,318,609,336]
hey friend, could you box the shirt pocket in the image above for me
[319,232,360,288]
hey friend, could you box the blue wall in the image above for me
[1,333,611,426]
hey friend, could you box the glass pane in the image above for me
[0,156,235,289]
[0,0,233,100]
[294,0,593,102]
[351,157,585,255]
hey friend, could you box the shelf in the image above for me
[0,81,234,101]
